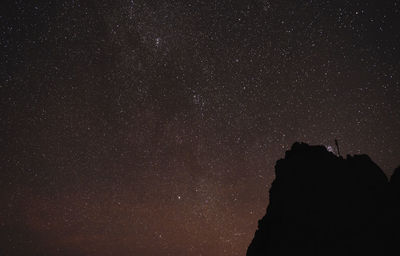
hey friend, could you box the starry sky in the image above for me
[1,0,400,255]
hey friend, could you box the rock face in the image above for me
[247,142,398,256]
[389,166,400,256]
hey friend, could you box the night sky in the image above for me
[1,0,400,255]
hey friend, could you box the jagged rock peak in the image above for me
[247,142,397,256]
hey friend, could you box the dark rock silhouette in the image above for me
[389,166,400,256]
[247,142,398,256]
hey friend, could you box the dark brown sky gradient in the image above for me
[1,0,400,255]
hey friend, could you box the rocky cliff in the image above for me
[247,142,398,256]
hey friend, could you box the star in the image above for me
[2,1,399,255]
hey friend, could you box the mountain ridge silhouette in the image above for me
[247,142,399,256]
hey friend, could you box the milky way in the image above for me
[1,1,400,255]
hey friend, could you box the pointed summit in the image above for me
[247,142,396,256]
